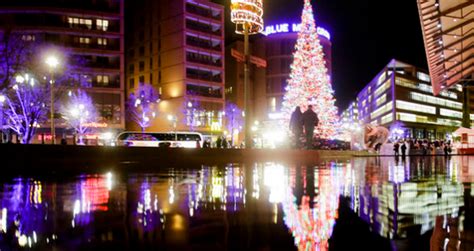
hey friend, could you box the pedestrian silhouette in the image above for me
[289,106,303,148]
[302,105,319,149]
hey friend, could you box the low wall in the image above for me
[0,144,362,174]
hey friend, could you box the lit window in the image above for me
[396,100,436,114]
[381,113,392,124]
[374,80,391,97]
[97,75,109,84]
[79,37,91,44]
[440,108,462,119]
[21,35,35,41]
[98,38,108,46]
[410,92,462,109]
[79,18,92,29]
[68,17,79,26]
[376,94,387,107]
[417,72,430,82]
[370,102,392,119]
[97,19,109,31]
[396,112,428,123]
[377,73,386,86]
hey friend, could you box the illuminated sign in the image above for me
[263,23,331,40]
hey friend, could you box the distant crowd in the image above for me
[393,139,452,157]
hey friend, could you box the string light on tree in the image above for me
[282,0,339,139]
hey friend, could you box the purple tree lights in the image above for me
[3,74,49,144]
[127,83,160,132]
[61,90,98,144]
[224,102,243,145]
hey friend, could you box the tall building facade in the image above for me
[225,22,332,125]
[0,0,125,139]
[126,0,225,134]
[357,59,465,140]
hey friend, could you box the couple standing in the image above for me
[290,105,319,149]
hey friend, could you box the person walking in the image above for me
[401,142,407,158]
[393,142,399,156]
[302,105,319,149]
[289,106,303,148]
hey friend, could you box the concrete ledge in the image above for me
[0,144,365,173]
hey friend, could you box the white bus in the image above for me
[116,131,203,148]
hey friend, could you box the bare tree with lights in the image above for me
[224,102,243,145]
[0,31,38,91]
[127,83,160,132]
[3,75,49,143]
[61,90,98,144]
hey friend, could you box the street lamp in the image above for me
[167,115,177,141]
[231,0,264,148]
[45,55,59,144]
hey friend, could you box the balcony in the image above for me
[186,36,221,52]
[187,84,222,99]
[185,3,221,21]
[6,13,121,33]
[186,52,222,67]
[186,19,221,36]
[186,69,222,83]
[1,0,121,13]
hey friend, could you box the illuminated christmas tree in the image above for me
[282,0,339,139]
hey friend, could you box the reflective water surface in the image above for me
[0,156,473,251]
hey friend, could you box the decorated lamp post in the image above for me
[45,55,59,144]
[230,0,264,148]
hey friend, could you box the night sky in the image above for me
[215,0,428,111]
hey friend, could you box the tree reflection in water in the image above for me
[0,156,472,251]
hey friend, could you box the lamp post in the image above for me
[167,115,177,141]
[0,94,5,143]
[231,0,264,148]
[45,56,59,144]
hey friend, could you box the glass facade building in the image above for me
[357,59,465,140]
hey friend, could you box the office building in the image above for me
[126,0,225,134]
[0,0,125,141]
[357,59,465,140]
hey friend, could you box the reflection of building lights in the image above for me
[263,164,286,203]
[0,208,6,233]
[18,234,27,247]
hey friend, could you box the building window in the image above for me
[129,78,134,89]
[410,92,462,110]
[128,64,134,74]
[370,102,392,119]
[139,46,145,56]
[79,37,91,44]
[96,19,109,31]
[97,75,109,85]
[68,17,92,29]
[139,76,145,85]
[139,61,145,72]
[21,35,35,41]
[417,72,430,82]
[98,38,108,46]
[396,100,436,114]
[374,80,391,97]
[440,108,462,119]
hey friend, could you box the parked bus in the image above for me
[116,131,203,148]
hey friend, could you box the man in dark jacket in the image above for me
[289,106,303,148]
[302,105,319,149]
